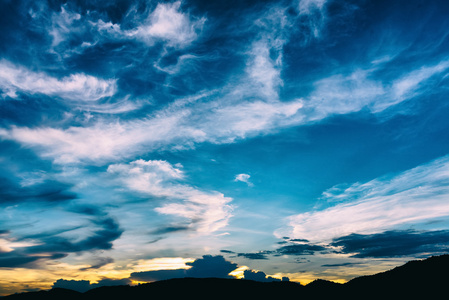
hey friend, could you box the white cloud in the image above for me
[277,155,449,243]
[0,96,303,164]
[390,59,449,103]
[76,98,149,114]
[304,58,449,118]
[0,60,116,101]
[125,1,205,47]
[304,69,385,120]
[201,100,304,142]
[234,174,253,187]
[107,159,233,234]
[298,0,327,15]
[297,0,328,39]
[49,5,81,47]
[246,39,283,100]
[246,8,290,100]
[1,56,448,165]
[0,111,189,164]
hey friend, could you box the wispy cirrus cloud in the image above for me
[107,159,233,234]
[389,59,449,107]
[92,1,205,48]
[234,174,253,187]
[0,94,304,164]
[7,2,449,167]
[3,55,448,165]
[277,155,449,243]
[0,60,116,101]
[124,1,205,47]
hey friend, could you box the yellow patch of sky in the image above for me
[0,257,196,296]
[228,265,249,279]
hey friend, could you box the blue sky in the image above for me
[1,0,449,294]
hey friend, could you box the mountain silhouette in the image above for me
[3,254,448,299]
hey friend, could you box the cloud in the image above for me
[298,0,327,13]
[0,176,77,204]
[125,1,205,47]
[1,3,448,172]
[52,278,130,293]
[234,174,253,187]
[226,240,328,260]
[321,262,364,268]
[108,159,233,234]
[75,98,148,114]
[149,225,190,235]
[0,208,123,269]
[276,244,327,255]
[331,229,449,258]
[244,6,293,100]
[26,216,123,254]
[296,0,328,40]
[243,270,286,282]
[220,250,235,254]
[80,257,114,271]
[0,96,305,164]
[237,252,272,260]
[52,279,91,293]
[0,60,117,101]
[0,253,66,268]
[279,155,449,242]
[184,255,238,278]
[389,59,449,107]
[49,5,82,48]
[130,255,238,281]
[3,58,447,166]
[130,269,187,282]
[304,69,385,120]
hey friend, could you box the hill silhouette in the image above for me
[2,254,449,299]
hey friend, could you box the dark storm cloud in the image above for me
[243,270,288,282]
[276,244,327,255]
[149,225,191,235]
[37,217,122,253]
[77,217,123,251]
[52,278,131,293]
[0,252,67,268]
[289,238,310,243]
[52,279,92,293]
[331,230,449,258]
[321,262,364,268]
[80,257,114,271]
[130,269,187,282]
[184,255,238,278]
[225,240,327,260]
[220,250,235,254]
[0,213,123,268]
[237,252,273,260]
[130,255,238,282]
[0,177,77,204]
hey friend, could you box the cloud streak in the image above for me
[332,229,449,258]
[279,155,449,242]
[2,55,448,165]
[0,60,116,101]
[124,1,205,47]
[108,159,233,234]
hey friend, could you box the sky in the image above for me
[1,0,449,295]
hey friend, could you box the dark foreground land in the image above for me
[3,254,449,299]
